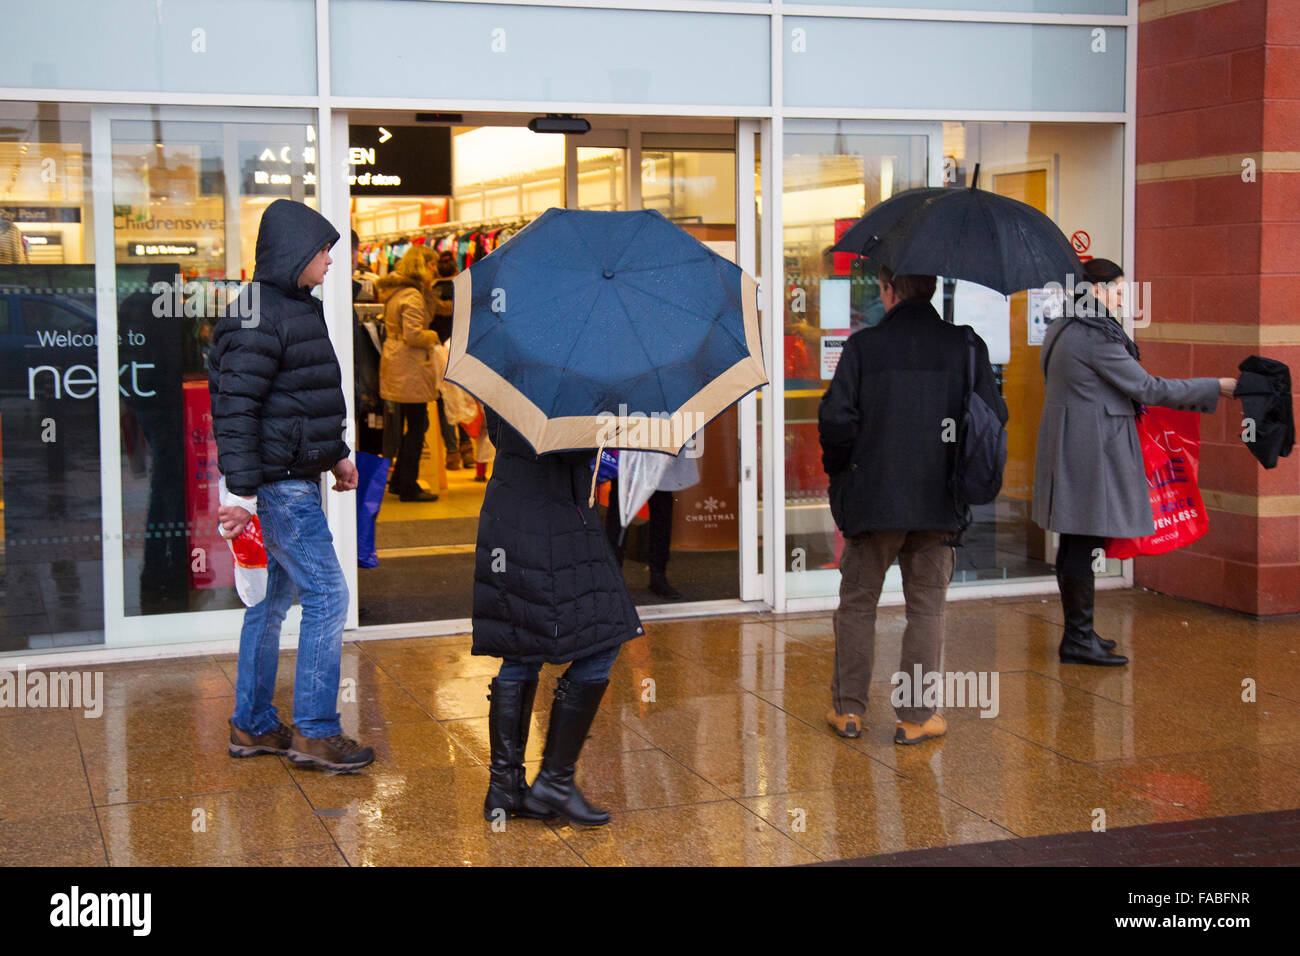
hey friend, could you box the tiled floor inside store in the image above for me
[2,589,1299,866]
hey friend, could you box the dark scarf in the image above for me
[1067,288,1140,362]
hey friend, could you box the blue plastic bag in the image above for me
[591,448,619,483]
[355,452,390,569]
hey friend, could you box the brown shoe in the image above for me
[894,713,947,745]
[826,710,863,738]
[288,729,375,773]
[229,719,292,758]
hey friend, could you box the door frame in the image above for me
[89,103,323,646]
[772,119,945,613]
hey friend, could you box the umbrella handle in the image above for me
[589,431,613,508]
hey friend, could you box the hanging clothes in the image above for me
[1237,356,1295,469]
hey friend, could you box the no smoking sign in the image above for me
[1071,229,1092,261]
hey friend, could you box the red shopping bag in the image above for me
[462,403,484,440]
[1105,407,1209,559]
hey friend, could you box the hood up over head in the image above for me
[252,199,340,294]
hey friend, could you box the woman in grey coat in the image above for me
[1032,259,1239,666]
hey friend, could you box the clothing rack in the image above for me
[358,213,538,276]
[360,213,535,247]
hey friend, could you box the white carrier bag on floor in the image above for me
[218,476,268,607]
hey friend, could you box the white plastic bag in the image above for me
[439,346,479,425]
[218,476,268,607]
[617,451,672,533]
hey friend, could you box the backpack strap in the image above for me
[965,325,978,396]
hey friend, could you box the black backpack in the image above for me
[953,327,1007,507]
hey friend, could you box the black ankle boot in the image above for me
[522,677,611,827]
[1057,573,1127,666]
[649,571,681,600]
[483,679,553,821]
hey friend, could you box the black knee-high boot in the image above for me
[1054,569,1117,651]
[1057,572,1128,666]
[483,679,554,821]
[522,676,611,827]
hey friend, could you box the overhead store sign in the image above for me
[0,206,81,223]
[241,135,318,197]
[347,125,451,196]
[126,241,199,257]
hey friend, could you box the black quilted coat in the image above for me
[208,200,349,496]
[472,409,644,663]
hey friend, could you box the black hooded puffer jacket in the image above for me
[472,409,644,664]
[208,199,349,496]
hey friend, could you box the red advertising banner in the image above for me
[833,218,857,276]
[184,380,232,589]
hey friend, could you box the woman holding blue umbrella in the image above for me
[448,208,766,828]
[474,407,643,827]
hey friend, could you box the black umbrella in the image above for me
[830,165,1083,295]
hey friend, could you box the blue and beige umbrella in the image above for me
[444,208,766,489]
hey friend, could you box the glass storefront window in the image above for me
[943,121,1126,583]
[0,102,101,652]
[781,119,1125,601]
[109,114,318,619]
[782,122,932,599]
[576,146,626,212]
[641,150,735,225]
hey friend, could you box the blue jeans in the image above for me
[497,644,620,683]
[231,478,348,739]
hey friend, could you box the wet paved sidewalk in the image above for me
[1,588,1298,866]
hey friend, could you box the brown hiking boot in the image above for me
[826,710,863,738]
[229,719,292,758]
[894,713,948,745]
[288,729,375,773]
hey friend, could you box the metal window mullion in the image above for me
[769,5,785,612]
[89,106,126,644]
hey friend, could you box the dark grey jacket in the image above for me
[208,200,348,496]
[1032,314,1220,538]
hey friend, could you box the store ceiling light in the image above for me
[528,115,590,135]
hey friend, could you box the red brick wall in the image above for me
[1134,0,1300,614]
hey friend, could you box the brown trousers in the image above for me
[831,530,955,724]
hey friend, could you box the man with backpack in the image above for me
[818,267,1007,744]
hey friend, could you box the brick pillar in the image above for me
[1134,0,1300,614]
[1133,0,1294,613]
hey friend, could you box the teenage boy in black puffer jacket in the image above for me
[209,199,373,773]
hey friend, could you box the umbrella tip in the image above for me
[971,163,981,190]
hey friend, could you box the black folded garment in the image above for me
[1236,355,1294,469]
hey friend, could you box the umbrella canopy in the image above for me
[445,207,766,456]
[830,166,1083,296]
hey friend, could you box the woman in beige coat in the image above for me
[379,248,442,502]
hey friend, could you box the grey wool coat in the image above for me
[1032,316,1220,539]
